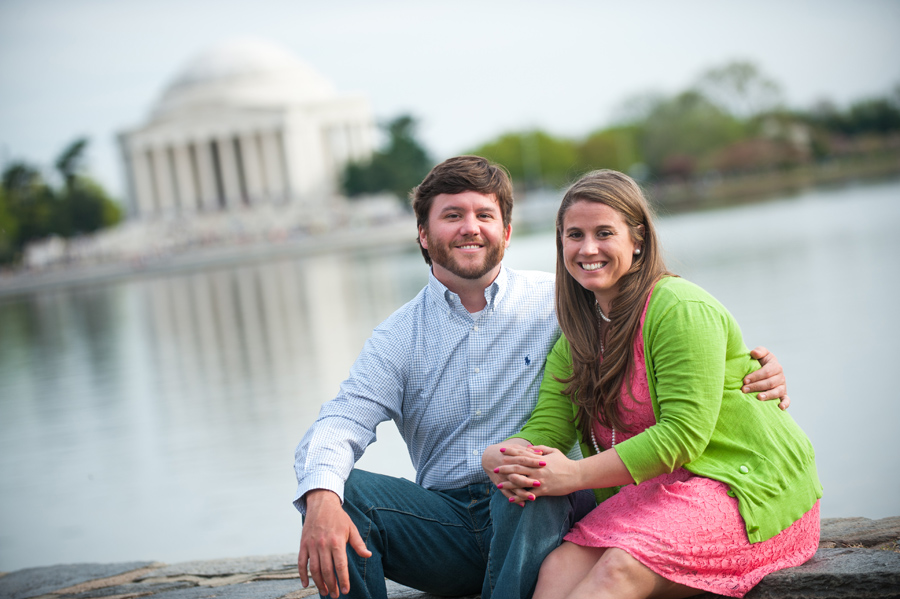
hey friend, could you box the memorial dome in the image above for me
[152,38,336,118]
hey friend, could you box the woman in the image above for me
[484,170,821,598]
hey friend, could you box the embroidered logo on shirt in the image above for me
[524,355,531,366]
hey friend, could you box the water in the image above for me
[1,179,898,571]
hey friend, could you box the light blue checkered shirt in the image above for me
[293,265,560,512]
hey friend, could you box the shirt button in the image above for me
[473,450,479,455]
[474,367,480,373]
[475,410,482,416]
[739,465,750,474]
[473,325,479,331]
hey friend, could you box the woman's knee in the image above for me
[588,547,644,586]
[535,543,609,599]
[537,545,564,579]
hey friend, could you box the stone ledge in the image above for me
[1,517,896,599]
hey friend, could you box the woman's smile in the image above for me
[580,261,607,271]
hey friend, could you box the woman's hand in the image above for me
[492,445,585,506]
[482,439,546,504]
[496,445,637,506]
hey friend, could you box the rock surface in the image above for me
[820,516,900,550]
[1,517,896,599]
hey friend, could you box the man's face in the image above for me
[418,191,511,284]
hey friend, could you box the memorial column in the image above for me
[172,143,198,214]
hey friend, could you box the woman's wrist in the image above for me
[573,455,593,493]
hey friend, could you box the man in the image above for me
[294,156,787,599]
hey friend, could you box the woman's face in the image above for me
[561,200,641,309]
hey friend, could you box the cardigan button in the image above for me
[739,465,750,474]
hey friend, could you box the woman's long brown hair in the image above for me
[554,170,672,441]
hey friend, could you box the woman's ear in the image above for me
[634,224,645,254]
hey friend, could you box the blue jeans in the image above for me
[337,469,595,599]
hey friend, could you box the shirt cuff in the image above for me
[293,470,348,515]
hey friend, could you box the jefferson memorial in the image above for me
[118,39,375,220]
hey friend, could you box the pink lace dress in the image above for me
[563,292,820,598]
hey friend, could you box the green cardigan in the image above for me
[510,276,822,543]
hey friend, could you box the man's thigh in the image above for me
[344,469,488,596]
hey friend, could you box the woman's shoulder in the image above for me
[550,332,572,359]
[650,275,725,312]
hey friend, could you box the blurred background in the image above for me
[1,0,898,572]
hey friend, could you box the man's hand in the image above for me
[743,346,790,410]
[298,489,372,598]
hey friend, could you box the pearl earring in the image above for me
[634,248,641,255]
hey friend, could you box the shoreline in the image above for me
[3,165,899,300]
[0,217,418,299]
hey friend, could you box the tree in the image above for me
[845,97,900,134]
[796,87,900,152]
[53,139,122,236]
[576,126,642,174]
[639,91,746,178]
[2,162,56,249]
[0,138,122,265]
[0,186,19,263]
[342,115,431,201]
[470,130,579,189]
[693,60,784,119]
[608,91,667,126]
[59,177,122,236]
[55,137,89,191]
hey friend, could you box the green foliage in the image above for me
[847,98,900,133]
[470,130,579,189]
[0,187,19,263]
[803,96,900,136]
[576,126,642,175]
[55,138,90,188]
[2,162,56,248]
[54,177,123,237]
[608,91,668,128]
[638,91,747,177]
[342,115,431,201]
[0,138,122,265]
[466,61,898,188]
[693,60,784,119]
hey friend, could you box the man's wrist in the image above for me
[304,488,341,511]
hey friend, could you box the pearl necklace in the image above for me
[591,300,615,453]
[595,302,611,323]
[590,426,615,455]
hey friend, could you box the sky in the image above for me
[1,0,898,198]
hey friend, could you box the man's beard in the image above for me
[426,233,505,280]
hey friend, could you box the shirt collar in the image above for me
[427,264,508,315]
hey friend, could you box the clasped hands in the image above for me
[482,439,581,507]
